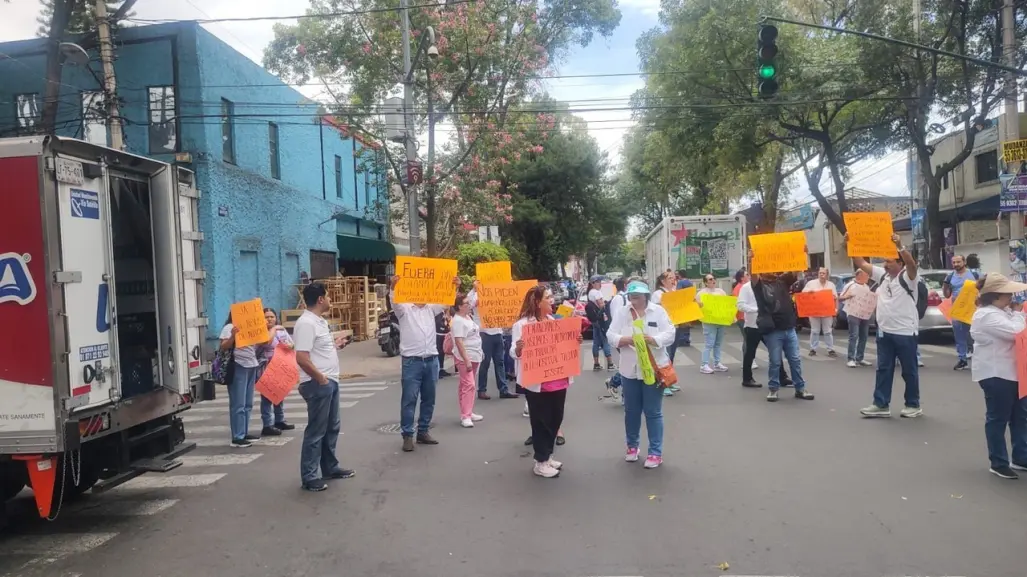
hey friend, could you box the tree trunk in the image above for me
[42,0,75,134]
[925,178,944,268]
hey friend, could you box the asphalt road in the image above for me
[3,331,1026,577]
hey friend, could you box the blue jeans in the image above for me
[297,379,342,483]
[763,329,806,391]
[873,332,920,409]
[979,377,1027,469]
[621,376,664,457]
[676,324,691,346]
[701,323,725,366]
[953,320,971,362]
[503,333,514,375]
[477,333,509,394]
[847,318,870,362]
[228,362,258,441]
[877,326,921,364]
[260,396,285,428]
[400,356,439,436]
[592,324,612,358]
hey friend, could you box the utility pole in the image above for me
[400,0,421,256]
[1002,0,1020,170]
[41,0,74,135]
[94,0,124,150]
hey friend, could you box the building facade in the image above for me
[0,22,394,340]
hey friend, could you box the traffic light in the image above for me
[756,24,779,99]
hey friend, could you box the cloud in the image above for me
[617,0,662,18]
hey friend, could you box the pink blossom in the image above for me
[361,42,372,55]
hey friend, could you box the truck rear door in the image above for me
[174,168,209,384]
[55,154,121,410]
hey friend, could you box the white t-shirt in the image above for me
[219,323,260,368]
[652,288,666,305]
[467,289,502,336]
[588,289,603,303]
[292,310,340,383]
[871,265,921,336]
[450,314,483,363]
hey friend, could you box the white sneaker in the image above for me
[547,457,563,470]
[751,362,759,369]
[470,413,484,422]
[522,403,530,418]
[460,418,474,428]
[859,360,872,366]
[714,363,729,372]
[533,461,560,478]
[847,360,857,368]
[699,364,714,374]
[900,406,923,418]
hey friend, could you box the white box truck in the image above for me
[644,215,748,287]
[0,136,211,523]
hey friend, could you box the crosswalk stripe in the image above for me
[0,532,120,557]
[179,454,263,466]
[72,498,180,517]
[111,473,226,490]
[338,392,376,399]
[190,437,295,447]
[185,424,306,435]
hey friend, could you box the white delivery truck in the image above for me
[0,136,211,523]
[644,215,748,288]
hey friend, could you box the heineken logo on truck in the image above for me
[0,252,36,306]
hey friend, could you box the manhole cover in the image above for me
[375,422,436,434]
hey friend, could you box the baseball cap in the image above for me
[626,281,650,295]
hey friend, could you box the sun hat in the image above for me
[979,273,1027,294]
[626,280,651,295]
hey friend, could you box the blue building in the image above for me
[0,22,395,340]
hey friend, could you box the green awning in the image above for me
[336,235,396,263]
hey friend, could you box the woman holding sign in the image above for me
[696,275,728,374]
[258,308,297,437]
[218,313,271,448]
[607,281,676,469]
[451,294,485,428]
[511,285,582,478]
[968,274,1027,480]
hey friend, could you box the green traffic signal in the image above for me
[758,64,776,79]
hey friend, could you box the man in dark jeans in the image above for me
[751,271,814,403]
[736,278,790,388]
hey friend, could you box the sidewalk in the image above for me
[337,338,402,380]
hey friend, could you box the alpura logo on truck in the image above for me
[0,252,37,305]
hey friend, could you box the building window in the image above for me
[352,148,360,210]
[15,93,40,133]
[221,98,235,164]
[974,150,998,185]
[268,122,280,180]
[309,250,337,280]
[81,91,106,146]
[148,86,177,153]
[941,168,948,190]
[335,155,342,198]
[364,171,371,210]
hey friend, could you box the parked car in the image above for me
[835,269,951,335]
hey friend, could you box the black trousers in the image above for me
[743,327,788,384]
[524,388,566,462]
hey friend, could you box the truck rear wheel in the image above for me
[1,462,27,502]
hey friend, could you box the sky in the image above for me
[0,0,910,207]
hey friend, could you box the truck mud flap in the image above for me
[91,441,196,494]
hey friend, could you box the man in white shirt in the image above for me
[390,274,461,452]
[293,282,353,492]
[467,280,518,400]
[849,233,923,419]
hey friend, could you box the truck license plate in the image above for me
[55,157,85,185]
[379,326,390,335]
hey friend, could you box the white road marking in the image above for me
[340,381,387,387]
[73,498,180,516]
[111,473,226,490]
[338,393,376,399]
[190,436,295,447]
[327,386,388,392]
[0,532,119,557]
[185,424,306,435]
[178,454,263,466]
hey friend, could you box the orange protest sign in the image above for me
[844,212,896,258]
[1016,329,1027,400]
[475,261,512,283]
[794,290,836,317]
[938,297,953,322]
[749,231,807,274]
[520,317,582,386]
[478,280,537,328]
[660,286,702,325]
[949,279,978,324]
[394,256,458,305]
[231,298,269,347]
[255,345,300,405]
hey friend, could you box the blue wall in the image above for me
[0,23,388,340]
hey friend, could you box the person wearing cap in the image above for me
[969,273,1027,479]
[607,280,676,469]
[585,276,615,372]
[848,233,923,418]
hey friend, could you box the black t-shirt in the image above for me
[752,274,798,331]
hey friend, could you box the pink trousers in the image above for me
[455,359,479,419]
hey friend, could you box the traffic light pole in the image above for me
[760,15,1026,77]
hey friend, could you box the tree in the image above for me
[35,0,131,37]
[264,0,620,256]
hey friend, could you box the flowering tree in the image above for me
[264,0,619,255]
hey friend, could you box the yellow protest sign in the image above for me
[478,280,537,328]
[700,293,738,326]
[394,256,459,305]
[749,231,807,274]
[231,298,269,348]
[950,279,978,324]
[475,261,512,283]
[844,212,896,258]
[660,287,703,325]
[556,303,575,318]
[1002,138,1027,163]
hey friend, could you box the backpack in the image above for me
[211,347,235,385]
[897,272,928,320]
[585,300,602,323]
